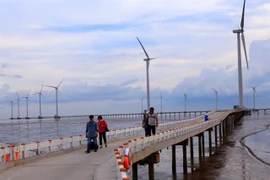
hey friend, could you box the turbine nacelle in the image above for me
[232,29,244,33]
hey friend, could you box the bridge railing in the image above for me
[0,110,213,165]
[114,110,234,180]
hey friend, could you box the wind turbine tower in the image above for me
[34,83,44,119]
[250,87,258,109]
[21,89,31,119]
[136,37,156,111]
[212,88,218,110]
[159,90,163,113]
[141,97,144,113]
[232,0,249,109]
[45,78,64,118]
[183,93,187,112]
[7,100,14,119]
[16,92,21,119]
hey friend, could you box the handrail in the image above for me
[114,110,235,180]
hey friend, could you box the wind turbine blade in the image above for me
[40,82,44,93]
[241,33,249,69]
[57,77,65,88]
[28,89,31,97]
[44,85,56,89]
[240,0,246,30]
[255,88,258,97]
[136,37,150,59]
[41,94,47,101]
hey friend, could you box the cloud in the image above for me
[0,0,270,119]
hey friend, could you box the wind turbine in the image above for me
[45,78,64,118]
[7,100,14,119]
[232,0,249,109]
[212,88,218,110]
[136,37,156,111]
[141,97,144,113]
[183,93,187,112]
[249,86,258,109]
[159,89,163,113]
[34,83,45,119]
[21,89,31,119]
[16,92,21,119]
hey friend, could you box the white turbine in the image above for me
[16,92,21,119]
[212,88,218,110]
[141,97,144,113]
[249,86,258,109]
[136,37,156,110]
[45,78,64,118]
[21,89,31,119]
[34,83,44,119]
[233,0,249,109]
[183,93,187,112]
[7,100,14,119]
[159,89,163,113]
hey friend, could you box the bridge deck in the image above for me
[0,111,232,180]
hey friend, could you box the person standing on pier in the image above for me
[147,107,159,136]
[97,115,108,148]
[142,110,150,136]
[85,115,99,153]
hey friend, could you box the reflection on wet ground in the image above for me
[135,112,270,180]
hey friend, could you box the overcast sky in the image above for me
[0,0,269,119]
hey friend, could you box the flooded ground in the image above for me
[0,114,195,146]
[134,112,270,180]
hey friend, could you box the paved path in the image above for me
[0,138,131,180]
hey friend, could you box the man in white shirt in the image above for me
[147,107,159,136]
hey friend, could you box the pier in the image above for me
[0,109,264,180]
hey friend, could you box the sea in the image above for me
[0,111,270,179]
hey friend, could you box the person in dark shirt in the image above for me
[85,115,98,153]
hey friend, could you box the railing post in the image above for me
[48,140,52,152]
[1,147,5,163]
[8,145,12,161]
[70,136,73,148]
[36,141,40,155]
[21,143,26,159]
[79,135,83,145]
[59,138,63,150]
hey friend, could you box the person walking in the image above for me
[147,107,159,136]
[97,115,108,148]
[142,110,150,137]
[85,115,98,153]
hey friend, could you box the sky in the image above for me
[0,0,270,119]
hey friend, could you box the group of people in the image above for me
[84,107,158,170]
[85,115,108,153]
[142,107,159,137]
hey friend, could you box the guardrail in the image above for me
[114,110,234,180]
[0,110,214,165]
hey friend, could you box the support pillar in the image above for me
[148,163,154,180]
[198,134,202,162]
[208,129,212,156]
[202,132,205,158]
[219,123,222,145]
[132,163,138,180]
[214,125,218,150]
[190,137,194,172]
[172,145,176,179]
[183,143,187,174]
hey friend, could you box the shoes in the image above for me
[94,149,97,152]
[99,145,103,148]
[105,144,107,147]
[85,151,90,154]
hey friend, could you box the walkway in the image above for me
[0,137,132,180]
[0,110,231,180]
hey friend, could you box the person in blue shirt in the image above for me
[85,115,98,153]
